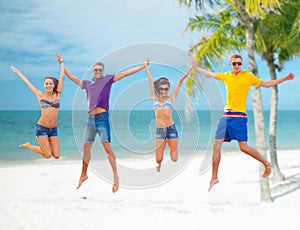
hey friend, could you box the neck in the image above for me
[160,96,168,100]
[93,75,103,81]
[232,70,241,75]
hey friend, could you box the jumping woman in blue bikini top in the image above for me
[153,98,174,110]
[145,59,193,172]
[10,53,64,159]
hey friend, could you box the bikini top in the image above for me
[153,99,174,110]
[40,99,60,109]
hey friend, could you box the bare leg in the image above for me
[102,142,119,193]
[168,138,178,162]
[49,137,60,159]
[77,142,92,189]
[155,139,166,172]
[20,136,52,158]
[208,139,224,191]
[238,141,272,177]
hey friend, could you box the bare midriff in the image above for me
[89,106,107,115]
[155,108,174,128]
[37,108,59,128]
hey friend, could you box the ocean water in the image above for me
[0,110,299,163]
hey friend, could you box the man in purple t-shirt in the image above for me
[63,56,149,193]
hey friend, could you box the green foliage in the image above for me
[255,0,300,69]
[185,6,245,98]
[180,0,300,98]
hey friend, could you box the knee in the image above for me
[43,152,52,159]
[171,156,178,162]
[83,143,92,152]
[156,157,163,164]
[53,154,60,159]
[213,141,222,150]
[239,145,248,153]
[103,142,112,153]
[171,151,178,162]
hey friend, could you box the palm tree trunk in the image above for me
[266,54,285,182]
[242,7,272,202]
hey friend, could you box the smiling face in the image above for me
[93,63,105,80]
[230,55,243,74]
[44,78,55,93]
[159,84,170,98]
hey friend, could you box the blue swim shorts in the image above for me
[156,124,179,140]
[84,112,111,143]
[215,112,248,142]
[35,124,58,138]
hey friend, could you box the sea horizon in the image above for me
[1,109,299,164]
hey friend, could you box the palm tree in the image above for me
[255,0,300,182]
[178,0,284,202]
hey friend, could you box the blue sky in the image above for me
[0,0,299,110]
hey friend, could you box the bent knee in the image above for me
[171,153,178,162]
[171,157,178,162]
[239,146,249,153]
[43,152,52,159]
[53,153,60,159]
[156,157,163,164]
[102,142,112,152]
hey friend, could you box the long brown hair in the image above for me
[153,77,170,97]
[44,76,59,94]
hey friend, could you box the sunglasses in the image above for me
[159,87,169,91]
[232,62,242,66]
[94,68,104,72]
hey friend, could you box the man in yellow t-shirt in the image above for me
[193,54,295,191]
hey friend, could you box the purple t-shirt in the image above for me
[81,74,115,112]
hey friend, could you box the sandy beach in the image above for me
[0,149,299,230]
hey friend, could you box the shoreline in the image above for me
[0,149,300,229]
[1,148,299,166]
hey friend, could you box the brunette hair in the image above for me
[153,77,170,97]
[93,62,105,69]
[44,76,59,94]
[230,54,243,62]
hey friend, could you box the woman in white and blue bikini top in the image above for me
[153,98,174,110]
[145,60,193,172]
[146,65,193,128]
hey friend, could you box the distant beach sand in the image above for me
[0,150,299,230]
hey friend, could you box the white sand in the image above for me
[0,150,300,230]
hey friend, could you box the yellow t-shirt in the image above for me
[216,70,263,113]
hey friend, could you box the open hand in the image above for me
[56,53,63,64]
[144,58,150,66]
[10,65,18,73]
[285,73,295,81]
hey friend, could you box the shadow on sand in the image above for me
[271,166,300,200]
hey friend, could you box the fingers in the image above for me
[10,65,17,72]
[56,53,63,64]
[144,58,150,66]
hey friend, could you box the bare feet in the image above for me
[208,178,219,192]
[262,162,272,177]
[77,175,88,189]
[156,163,161,172]
[19,142,31,149]
[112,177,119,193]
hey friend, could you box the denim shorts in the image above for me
[84,112,111,143]
[35,124,58,138]
[156,124,178,140]
[215,112,248,142]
